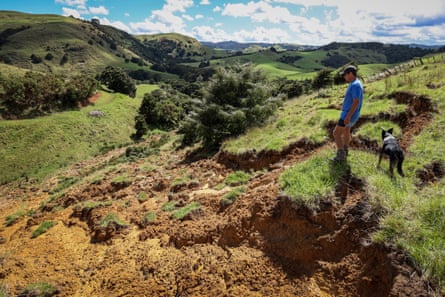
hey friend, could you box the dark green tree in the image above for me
[98,66,136,98]
[180,63,281,148]
[312,68,334,90]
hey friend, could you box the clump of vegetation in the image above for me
[141,211,157,225]
[111,174,131,186]
[279,150,349,210]
[4,208,25,226]
[172,202,201,220]
[179,63,282,148]
[133,87,192,139]
[32,221,57,238]
[161,201,179,212]
[221,186,247,206]
[97,66,136,98]
[0,71,97,119]
[81,200,112,210]
[99,213,128,228]
[224,170,251,186]
[18,281,59,297]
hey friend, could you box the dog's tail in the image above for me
[397,150,405,177]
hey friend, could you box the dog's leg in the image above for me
[397,151,405,177]
[377,148,384,169]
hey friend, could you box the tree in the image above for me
[98,66,136,98]
[312,68,334,90]
[180,64,281,148]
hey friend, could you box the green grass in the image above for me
[161,201,179,212]
[276,56,445,292]
[354,121,402,142]
[142,211,157,224]
[32,221,57,238]
[172,202,201,220]
[99,213,128,228]
[19,281,58,297]
[221,186,247,206]
[224,171,251,186]
[279,150,349,210]
[0,84,158,184]
[4,207,26,226]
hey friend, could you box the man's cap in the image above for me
[340,65,357,76]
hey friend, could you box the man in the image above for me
[332,65,363,162]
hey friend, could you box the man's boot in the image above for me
[331,148,346,162]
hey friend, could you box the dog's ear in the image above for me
[388,128,394,135]
[381,129,386,139]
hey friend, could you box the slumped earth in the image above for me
[0,91,440,297]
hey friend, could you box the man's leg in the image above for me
[332,125,347,161]
[343,127,351,156]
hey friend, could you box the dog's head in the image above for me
[381,128,394,140]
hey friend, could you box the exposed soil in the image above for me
[0,91,441,296]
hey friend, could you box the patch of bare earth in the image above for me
[0,92,440,296]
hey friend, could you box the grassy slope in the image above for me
[0,84,157,184]
[238,54,445,290]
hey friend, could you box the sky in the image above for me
[2,0,445,45]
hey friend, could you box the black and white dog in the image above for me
[377,128,405,177]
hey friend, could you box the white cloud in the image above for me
[222,1,298,24]
[61,7,82,18]
[163,0,194,13]
[195,14,204,20]
[232,26,291,43]
[213,6,221,12]
[99,17,131,32]
[200,0,211,4]
[55,0,87,7]
[124,13,130,17]
[191,26,231,41]
[183,14,194,21]
[89,6,109,15]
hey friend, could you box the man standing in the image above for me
[332,65,363,162]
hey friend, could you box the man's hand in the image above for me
[344,117,350,125]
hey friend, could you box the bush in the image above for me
[180,63,281,148]
[98,66,136,98]
[132,87,191,139]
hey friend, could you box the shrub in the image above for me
[180,63,281,148]
[98,66,136,98]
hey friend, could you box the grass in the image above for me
[142,211,157,225]
[279,150,349,209]
[277,55,445,292]
[224,171,251,186]
[172,202,201,220]
[161,201,179,212]
[4,207,26,226]
[19,282,59,297]
[0,84,157,184]
[99,213,128,228]
[354,121,402,142]
[221,186,247,206]
[32,221,57,238]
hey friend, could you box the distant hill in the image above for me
[201,40,317,52]
[0,11,442,81]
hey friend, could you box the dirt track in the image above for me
[0,92,439,296]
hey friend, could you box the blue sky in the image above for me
[2,0,445,45]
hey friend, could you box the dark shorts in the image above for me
[337,119,356,128]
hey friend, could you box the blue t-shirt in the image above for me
[340,79,363,123]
